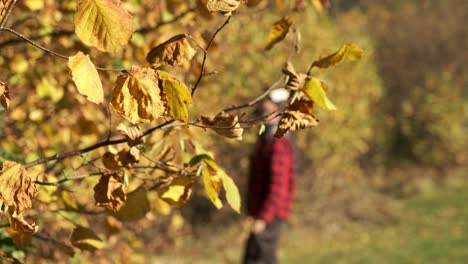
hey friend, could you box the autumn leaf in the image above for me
[200,112,244,140]
[112,187,150,222]
[102,147,140,170]
[0,0,13,22]
[312,43,364,68]
[70,226,105,252]
[303,77,336,111]
[0,80,10,110]
[146,34,197,68]
[219,171,240,213]
[74,0,134,52]
[275,97,319,137]
[116,123,143,146]
[0,161,38,214]
[111,66,166,124]
[157,70,192,124]
[282,61,307,91]
[94,172,126,212]
[67,52,104,104]
[190,154,241,212]
[5,208,38,247]
[157,176,194,207]
[265,16,293,51]
[206,0,240,16]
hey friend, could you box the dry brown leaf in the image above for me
[200,112,244,140]
[0,161,38,214]
[0,0,14,21]
[0,80,10,110]
[206,0,241,16]
[111,65,166,124]
[102,147,140,170]
[275,97,319,137]
[5,209,38,247]
[116,123,143,146]
[146,34,196,68]
[282,61,307,91]
[94,172,127,212]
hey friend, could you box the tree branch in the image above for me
[34,172,103,186]
[191,15,232,96]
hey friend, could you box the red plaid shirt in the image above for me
[247,132,296,223]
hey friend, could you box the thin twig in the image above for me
[25,120,180,168]
[34,172,102,186]
[0,27,68,59]
[223,77,284,113]
[191,15,232,96]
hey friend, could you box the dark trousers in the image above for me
[243,218,283,264]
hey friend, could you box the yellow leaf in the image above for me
[157,70,191,124]
[265,16,293,51]
[111,66,166,124]
[275,97,319,137]
[303,77,336,111]
[70,226,104,252]
[206,0,240,16]
[146,34,197,68]
[67,52,104,104]
[190,154,240,212]
[0,161,38,214]
[312,43,364,68]
[157,177,193,207]
[0,80,10,110]
[112,187,150,222]
[219,171,241,213]
[202,167,223,209]
[200,112,244,140]
[74,0,134,52]
[93,172,127,212]
[154,196,171,216]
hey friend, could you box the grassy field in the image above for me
[167,183,468,264]
[282,185,468,264]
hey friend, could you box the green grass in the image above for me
[282,186,468,264]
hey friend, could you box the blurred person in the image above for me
[243,88,297,264]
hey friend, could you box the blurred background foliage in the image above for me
[0,0,467,262]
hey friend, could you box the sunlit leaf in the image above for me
[200,112,244,140]
[275,97,319,137]
[157,176,194,207]
[206,0,240,16]
[190,154,240,212]
[111,66,166,124]
[74,0,134,52]
[146,34,197,68]
[303,77,336,111]
[94,172,126,212]
[67,52,104,104]
[265,16,293,51]
[0,161,37,214]
[157,70,191,124]
[219,171,240,213]
[312,43,364,68]
[70,226,104,252]
[112,187,150,222]
[0,80,10,110]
